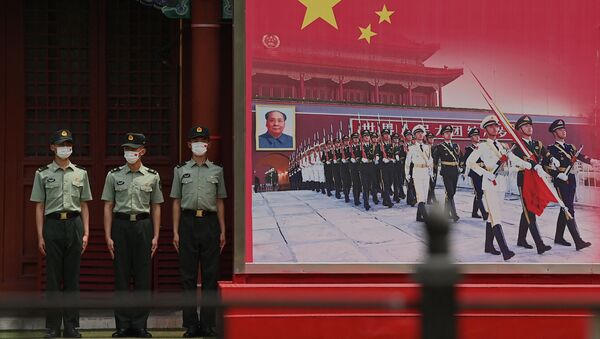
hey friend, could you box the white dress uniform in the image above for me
[404,125,433,221]
[465,115,533,260]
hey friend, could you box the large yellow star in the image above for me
[299,0,343,30]
[358,24,377,44]
[375,4,394,24]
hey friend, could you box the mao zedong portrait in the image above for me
[258,110,293,149]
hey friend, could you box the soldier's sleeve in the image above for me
[404,149,412,178]
[169,167,182,199]
[217,168,227,199]
[466,146,485,177]
[151,173,165,204]
[101,172,115,202]
[30,171,45,202]
[539,142,552,167]
[80,171,93,201]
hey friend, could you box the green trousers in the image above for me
[43,216,83,330]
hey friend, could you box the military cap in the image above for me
[548,119,566,133]
[381,129,390,135]
[391,132,400,139]
[361,130,371,137]
[264,110,287,121]
[351,132,360,138]
[412,124,425,135]
[515,115,533,130]
[333,137,340,142]
[426,131,435,138]
[403,129,412,137]
[188,125,210,139]
[342,135,349,141]
[439,125,453,135]
[121,133,146,148]
[468,127,480,137]
[481,115,499,129]
[371,132,379,138]
[50,129,73,144]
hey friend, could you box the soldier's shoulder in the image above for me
[74,164,87,171]
[109,166,122,174]
[36,165,49,173]
[146,167,158,175]
[176,161,188,169]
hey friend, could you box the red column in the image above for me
[300,73,305,99]
[438,84,443,107]
[408,83,413,106]
[374,80,380,103]
[338,77,344,101]
[191,1,223,156]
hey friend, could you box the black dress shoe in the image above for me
[471,213,482,219]
[199,328,218,337]
[63,328,82,338]
[536,244,552,255]
[576,241,591,251]
[43,329,60,338]
[131,328,152,338]
[112,329,130,338]
[517,241,534,249]
[554,238,572,246]
[183,325,202,338]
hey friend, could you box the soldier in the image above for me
[171,126,227,338]
[314,143,326,194]
[404,129,417,207]
[436,125,462,222]
[512,115,555,254]
[31,129,92,339]
[332,138,343,199]
[371,132,383,202]
[378,129,395,207]
[391,132,406,203]
[463,128,488,219]
[547,119,595,250]
[360,130,377,210]
[466,115,534,260]
[350,132,363,206]
[322,140,334,196]
[426,131,439,205]
[340,135,353,203]
[102,133,163,338]
[405,125,433,221]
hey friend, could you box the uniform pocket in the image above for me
[71,180,83,196]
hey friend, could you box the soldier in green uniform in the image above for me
[171,126,227,338]
[30,129,92,339]
[101,133,163,338]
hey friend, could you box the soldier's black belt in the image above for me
[114,212,150,222]
[47,211,80,220]
[182,209,216,218]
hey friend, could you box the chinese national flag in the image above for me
[250,0,424,55]
[521,169,557,216]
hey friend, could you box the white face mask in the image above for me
[124,151,141,164]
[55,146,73,159]
[191,142,208,156]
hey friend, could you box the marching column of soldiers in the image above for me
[288,115,599,261]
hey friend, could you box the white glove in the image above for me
[395,155,400,161]
[375,155,380,162]
[558,200,566,209]
[557,173,568,182]
[383,158,390,164]
[428,168,434,177]
[407,175,412,181]
[551,157,560,168]
[482,171,495,181]
[361,158,368,163]
[350,158,356,163]
[534,164,547,178]
[523,161,532,170]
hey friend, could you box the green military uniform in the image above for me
[170,126,226,334]
[30,129,92,336]
[101,133,163,333]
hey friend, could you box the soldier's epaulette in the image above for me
[176,162,187,168]
[75,164,86,171]
[147,168,158,174]
[37,165,48,172]
[110,167,121,173]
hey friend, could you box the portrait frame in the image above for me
[255,104,296,151]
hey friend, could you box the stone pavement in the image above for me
[252,188,600,263]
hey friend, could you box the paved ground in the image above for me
[252,188,600,263]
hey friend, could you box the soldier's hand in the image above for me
[38,238,46,256]
[173,233,180,254]
[81,235,88,255]
[557,173,568,182]
[220,232,226,254]
[151,237,158,258]
[106,238,115,260]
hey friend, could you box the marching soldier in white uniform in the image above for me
[466,115,534,260]
[405,125,433,222]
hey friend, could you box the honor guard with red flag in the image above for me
[547,119,596,250]
[435,125,463,222]
[512,115,555,254]
[391,132,407,203]
[463,128,489,219]
[405,125,433,222]
[466,115,534,260]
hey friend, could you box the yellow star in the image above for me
[358,24,377,44]
[299,0,343,30]
[375,4,394,24]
